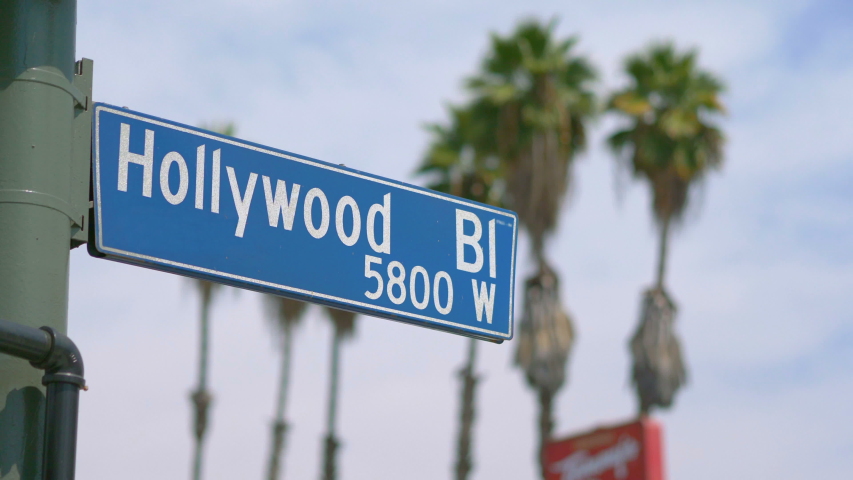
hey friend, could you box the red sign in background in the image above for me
[544,418,665,480]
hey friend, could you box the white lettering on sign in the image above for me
[386,261,406,304]
[456,210,501,322]
[471,280,496,324]
[456,209,483,273]
[118,123,154,197]
[263,176,300,230]
[367,193,391,254]
[303,187,330,239]
[195,145,205,210]
[433,271,454,315]
[550,435,640,480]
[364,255,384,300]
[109,124,518,327]
[226,166,258,238]
[335,196,361,246]
[363,254,454,314]
[456,210,498,277]
[160,151,189,205]
[409,266,430,310]
[488,219,496,278]
[211,149,221,213]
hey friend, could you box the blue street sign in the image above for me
[91,104,518,342]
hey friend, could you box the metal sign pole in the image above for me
[0,1,90,478]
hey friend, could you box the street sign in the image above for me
[544,419,665,480]
[90,104,518,342]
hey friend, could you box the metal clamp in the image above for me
[0,189,85,228]
[10,68,88,110]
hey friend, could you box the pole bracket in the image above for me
[0,189,85,228]
[9,68,88,110]
[71,59,95,249]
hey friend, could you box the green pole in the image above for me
[0,1,90,478]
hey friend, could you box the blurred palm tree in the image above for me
[418,106,504,480]
[263,296,308,480]
[607,43,725,415]
[464,19,597,479]
[189,122,236,480]
[321,306,357,480]
[189,280,221,480]
[202,122,237,138]
[418,106,506,207]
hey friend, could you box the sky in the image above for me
[65,0,853,478]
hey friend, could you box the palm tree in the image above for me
[320,306,357,480]
[465,19,597,479]
[189,122,236,480]
[419,106,506,206]
[264,296,309,480]
[606,43,725,415]
[418,106,504,480]
[189,280,221,480]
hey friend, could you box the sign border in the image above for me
[91,103,518,342]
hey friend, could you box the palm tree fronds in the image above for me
[418,105,507,207]
[607,42,725,228]
[264,295,308,334]
[192,279,221,304]
[609,91,652,116]
[630,287,687,414]
[649,168,690,226]
[324,306,357,340]
[514,264,575,480]
[465,20,597,255]
[199,121,237,137]
[514,264,575,395]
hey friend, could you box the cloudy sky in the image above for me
[69,0,852,478]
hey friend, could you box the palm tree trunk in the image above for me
[655,216,671,288]
[322,332,342,480]
[454,338,479,480]
[267,324,294,480]
[537,388,554,480]
[191,293,213,480]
